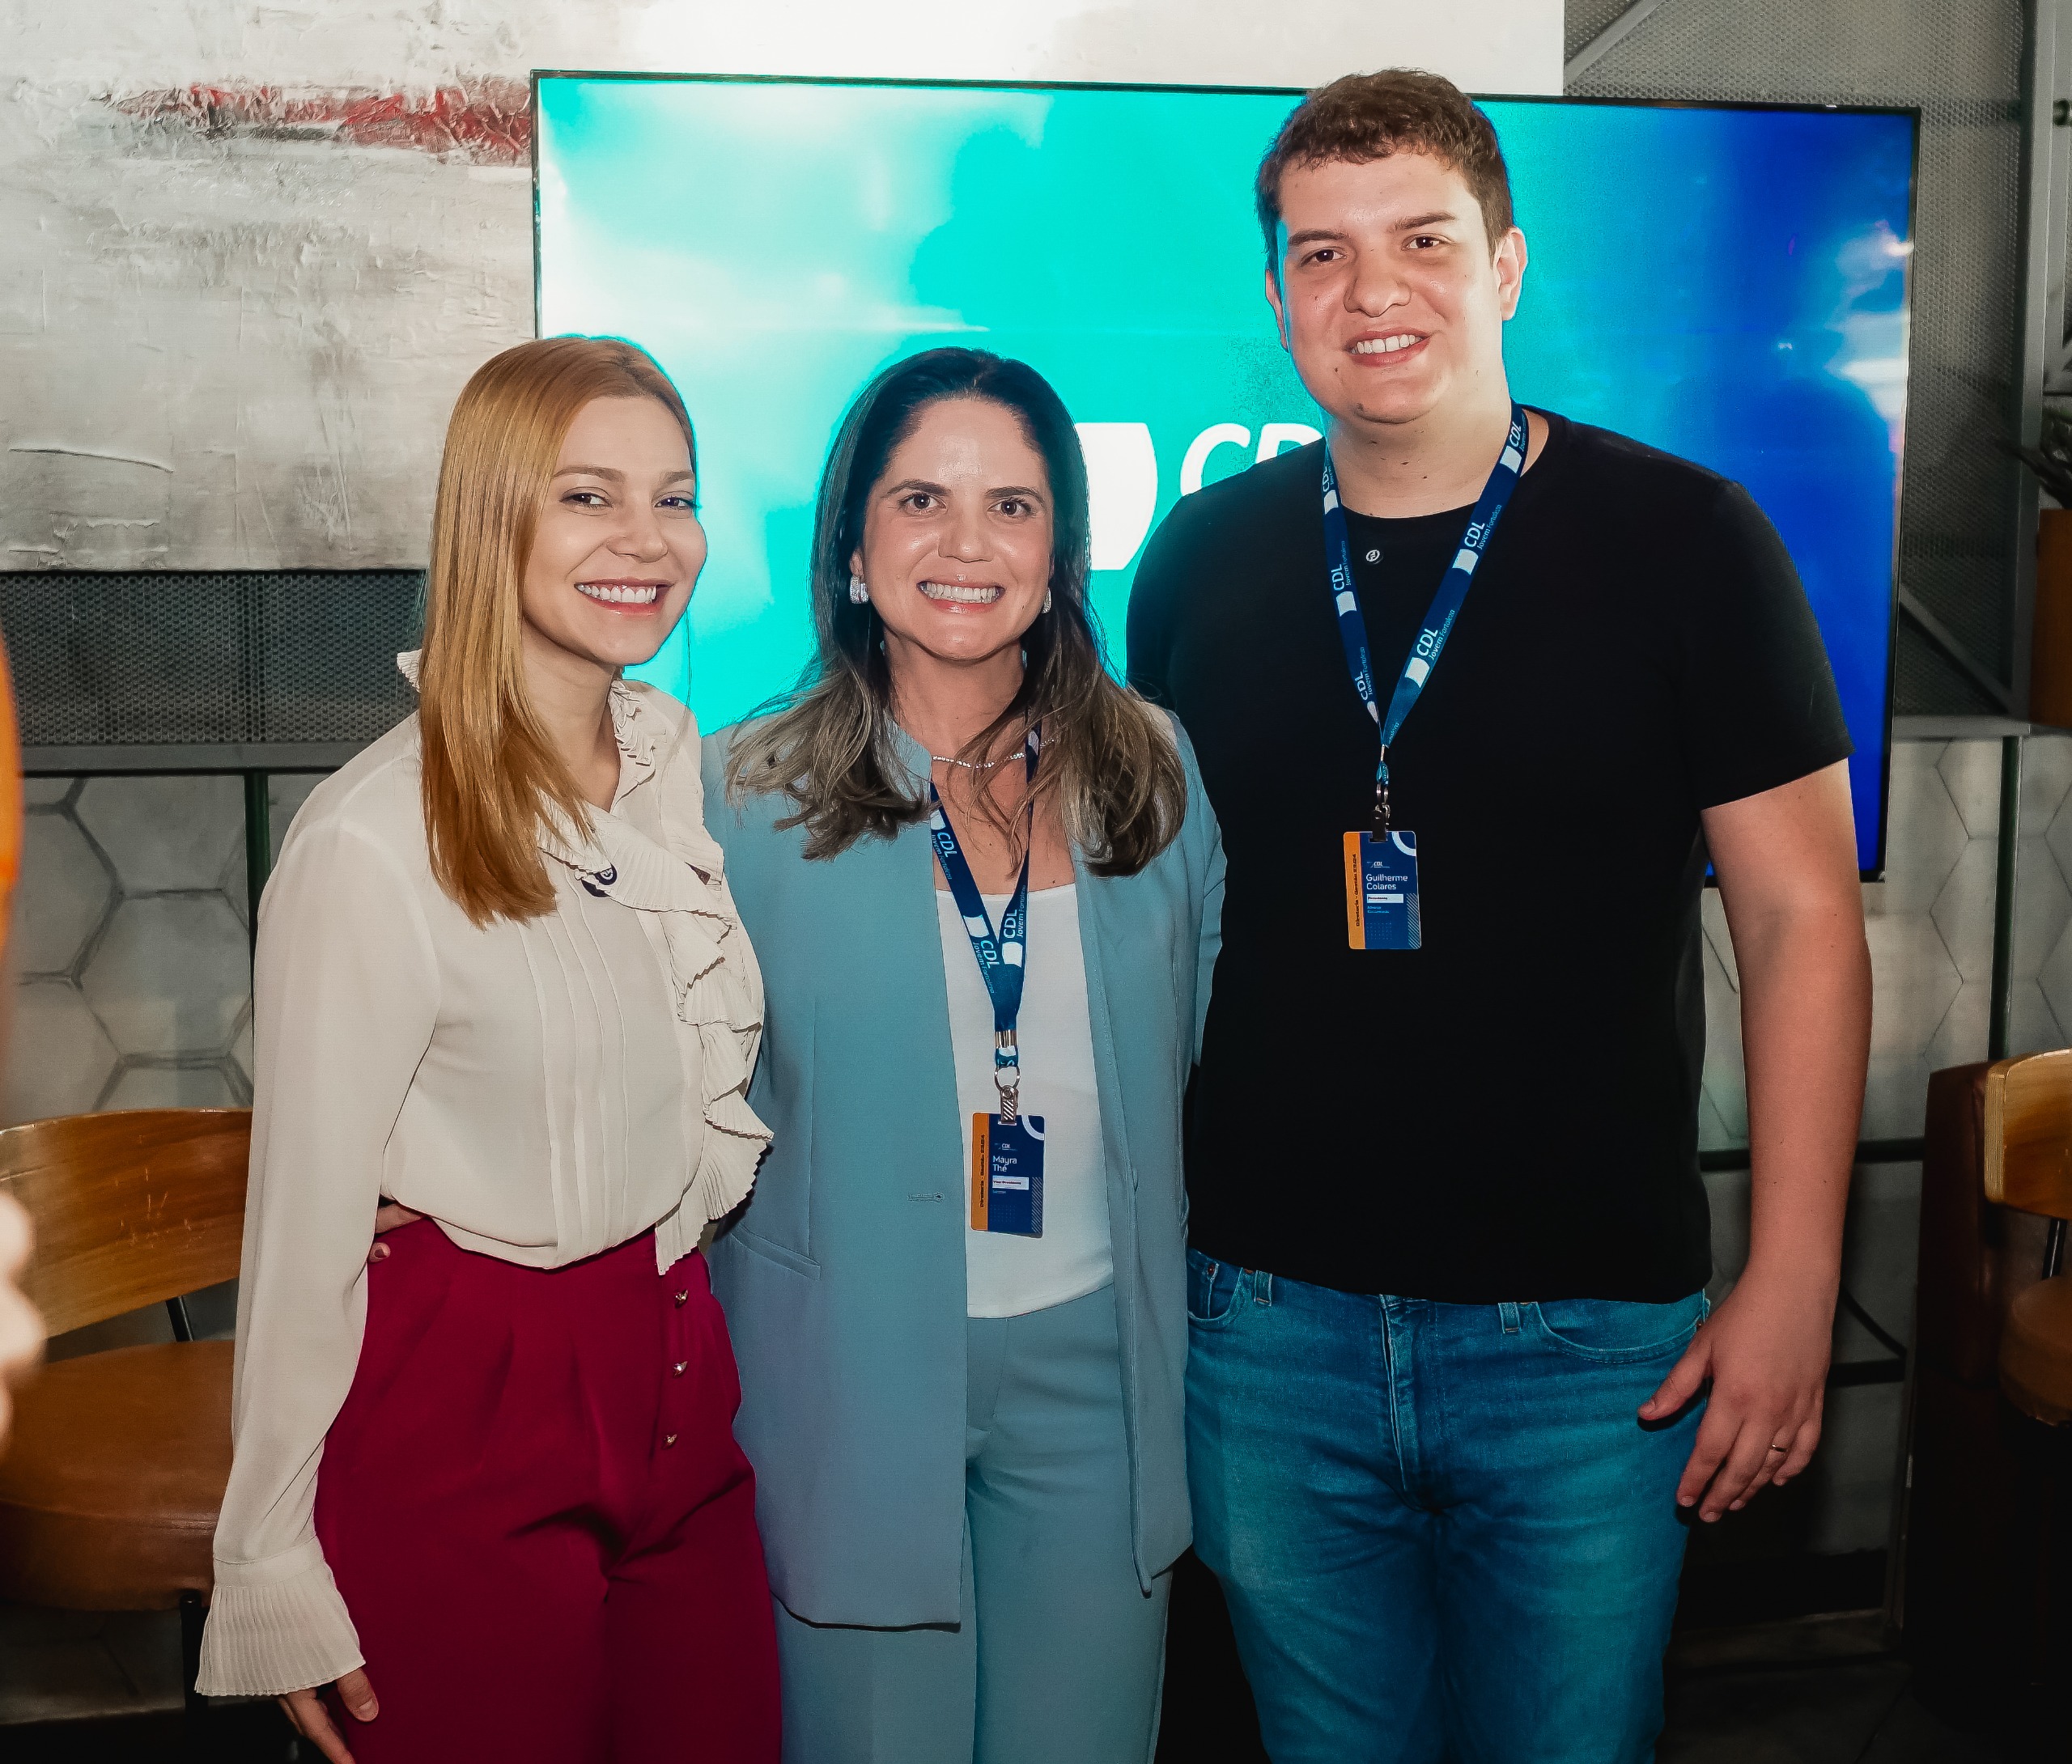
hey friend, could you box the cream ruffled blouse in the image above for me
[197,663,769,1698]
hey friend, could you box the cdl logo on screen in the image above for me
[1072,421,1321,570]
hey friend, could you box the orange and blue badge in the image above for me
[1344,829,1421,951]
[971,1113,1045,1236]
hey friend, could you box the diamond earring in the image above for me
[1042,589,1054,614]
[848,575,870,606]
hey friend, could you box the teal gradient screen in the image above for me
[537,77,1913,868]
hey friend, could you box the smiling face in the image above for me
[850,395,1055,676]
[519,394,705,681]
[1266,151,1526,436]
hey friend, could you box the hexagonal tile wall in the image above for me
[6,777,253,1126]
[75,776,244,896]
[2031,735,2072,1049]
[1701,735,2072,1148]
[100,1064,245,1110]
[13,808,114,977]
[81,894,249,1060]
[3,977,120,1121]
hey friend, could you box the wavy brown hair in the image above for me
[724,349,1186,876]
[1256,70,1514,260]
[418,336,694,924]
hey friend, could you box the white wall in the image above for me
[0,0,1561,573]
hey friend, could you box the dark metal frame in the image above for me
[1991,736,2025,1063]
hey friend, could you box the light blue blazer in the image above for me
[701,716,1223,1629]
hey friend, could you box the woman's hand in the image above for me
[367,1198,424,1265]
[0,1192,44,1451]
[278,1668,380,1763]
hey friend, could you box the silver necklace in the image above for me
[930,753,1007,771]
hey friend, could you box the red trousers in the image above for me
[312,1221,779,1762]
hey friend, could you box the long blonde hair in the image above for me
[418,336,694,925]
[725,349,1186,875]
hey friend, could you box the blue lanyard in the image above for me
[929,729,1041,1114]
[1323,402,1528,834]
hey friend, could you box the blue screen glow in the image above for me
[537,78,1913,870]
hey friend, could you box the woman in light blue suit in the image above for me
[701,349,1222,1764]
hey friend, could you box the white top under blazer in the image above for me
[938,884,1112,1317]
[197,661,769,1698]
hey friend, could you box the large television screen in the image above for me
[536,75,1913,871]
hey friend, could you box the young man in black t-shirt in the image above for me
[1128,73,1871,1763]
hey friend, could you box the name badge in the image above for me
[1343,830,1421,951]
[971,1113,1045,1236]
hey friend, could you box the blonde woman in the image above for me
[197,338,779,1763]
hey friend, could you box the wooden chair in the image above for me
[1983,1048,2072,1423]
[0,1108,249,1718]
[1900,1061,2072,1731]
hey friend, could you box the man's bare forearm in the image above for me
[1648,762,1872,1517]
[1734,897,1867,1293]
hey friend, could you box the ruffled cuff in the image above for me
[688,1086,771,1219]
[197,1539,364,1698]
[660,908,771,1231]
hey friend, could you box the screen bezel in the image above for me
[531,70,1921,880]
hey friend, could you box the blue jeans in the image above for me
[1184,1251,1708,1764]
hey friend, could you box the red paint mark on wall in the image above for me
[110,80,531,164]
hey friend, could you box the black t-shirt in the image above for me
[1127,414,1852,1303]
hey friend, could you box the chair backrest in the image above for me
[0,1109,250,1338]
[1982,1049,2072,1220]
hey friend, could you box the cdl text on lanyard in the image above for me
[1327,403,1527,952]
[930,731,1047,1237]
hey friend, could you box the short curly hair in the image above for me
[1256,70,1514,267]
